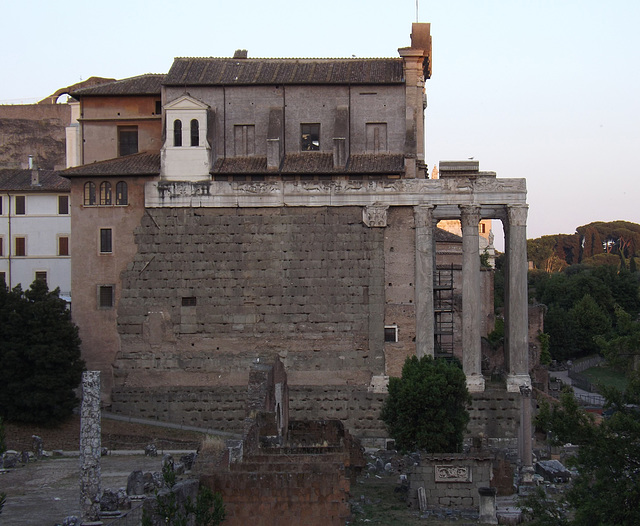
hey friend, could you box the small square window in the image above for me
[118,126,138,156]
[58,195,69,214]
[15,196,26,215]
[182,296,197,307]
[384,325,398,343]
[35,271,47,285]
[59,236,69,256]
[100,228,112,254]
[301,123,320,151]
[15,237,26,256]
[98,285,114,308]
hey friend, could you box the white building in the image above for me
[0,168,71,298]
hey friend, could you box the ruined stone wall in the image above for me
[467,388,520,440]
[112,205,388,432]
[0,104,71,169]
[408,454,492,509]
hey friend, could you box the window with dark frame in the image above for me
[35,271,47,284]
[182,296,197,307]
[190,119,199,147]
[118,126,138,156]
[100,181,112,205]
[58,195,69,214]
[0,237,3,256]
[155,100,162,115]
[0,196,3,215]
[15,195,26,215]
[301,123,320,151]
[116,181,128,205]
[174,119,182,147]
[15,237,26,256]
[84,182,96,205]
[59,236,69,256]
[384,325,398,343]
[100,228,112,253]
[98,285,114,309]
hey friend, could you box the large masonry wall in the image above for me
[113,206,388,434]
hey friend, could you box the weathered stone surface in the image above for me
[79,371,101,523]
[535,460,571,483]
[127,470,145,495]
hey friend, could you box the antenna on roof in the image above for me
[416,0,419,22]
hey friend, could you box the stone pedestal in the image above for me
[478,487,498,524]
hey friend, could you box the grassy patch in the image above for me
[581,365,628,392]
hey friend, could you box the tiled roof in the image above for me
[61,152,160,177]
[435,228,462,243]
[70,74,165,97]
[165,58,404,86]
[213,153,405,175]
[0,169,70,192]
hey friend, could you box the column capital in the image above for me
[414,204,435,228]
[363,204,389,227]
[507,204,528,227]
[459,204,482,227]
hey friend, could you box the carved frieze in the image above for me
[435,464,472,483]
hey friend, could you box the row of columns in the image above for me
[414,204,531,392]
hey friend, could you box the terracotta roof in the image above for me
[435,228,462,243]
[0,169,70,192]
[213,153,405,175]
[61,152,160,177]
[165,58,404,86]
[70,74,164,97]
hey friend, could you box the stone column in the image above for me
[460,205,484,392]
[80,371,102,525]
[505,205,531,392]
[414,205,435,358]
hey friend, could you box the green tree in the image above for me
[535,380,640,526]
[0,280,84,425]
[380,356,471,453]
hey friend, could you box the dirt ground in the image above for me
[3,415,205,452]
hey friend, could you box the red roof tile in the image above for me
[61,152,160,177]
[0,169,70,192]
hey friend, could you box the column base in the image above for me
[466,374,485,393]
[506,374,531,393]
[520,465,535,486]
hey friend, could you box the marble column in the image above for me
[505,205,531,392]
[460,205,484,392]
[414,205,435,358]
[80,371,102,524]
[519,385,535,484]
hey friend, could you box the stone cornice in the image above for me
[146,175,526,219]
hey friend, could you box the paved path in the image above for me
[0,453,169,526]
[549,370,605,406]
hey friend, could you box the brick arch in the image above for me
[38,76,116,104]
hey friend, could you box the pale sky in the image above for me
[1,1,638,248]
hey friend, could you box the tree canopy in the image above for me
[380,356,471,453]
[528,221,640,271]
[0,279,84,425]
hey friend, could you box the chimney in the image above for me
[233,49,248,59]
[29,156,40,186]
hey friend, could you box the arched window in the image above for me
[84,182,96,205]
[173,119,182,147]
[100,181,112,205]
[190,119,199,147]
[116,181,128,205]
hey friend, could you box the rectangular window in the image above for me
[0,236,3,256]
[15,237,26,256]
[100,228,112,254]
[0,196,3,215]
[59,236,69,256]
[98,285,114,309]
[301,123,320,151]
[366,123,388,153]
[0,271,5,285]
[118,126,138,156]
[182,296,197,307]
[234,125,255,156]
[58,195,69,215]
[384,325,398,343]
[35,271,47,284]
[15,195,26,215]
[155,100,162,115]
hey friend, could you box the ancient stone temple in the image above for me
[62,23,531,445]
